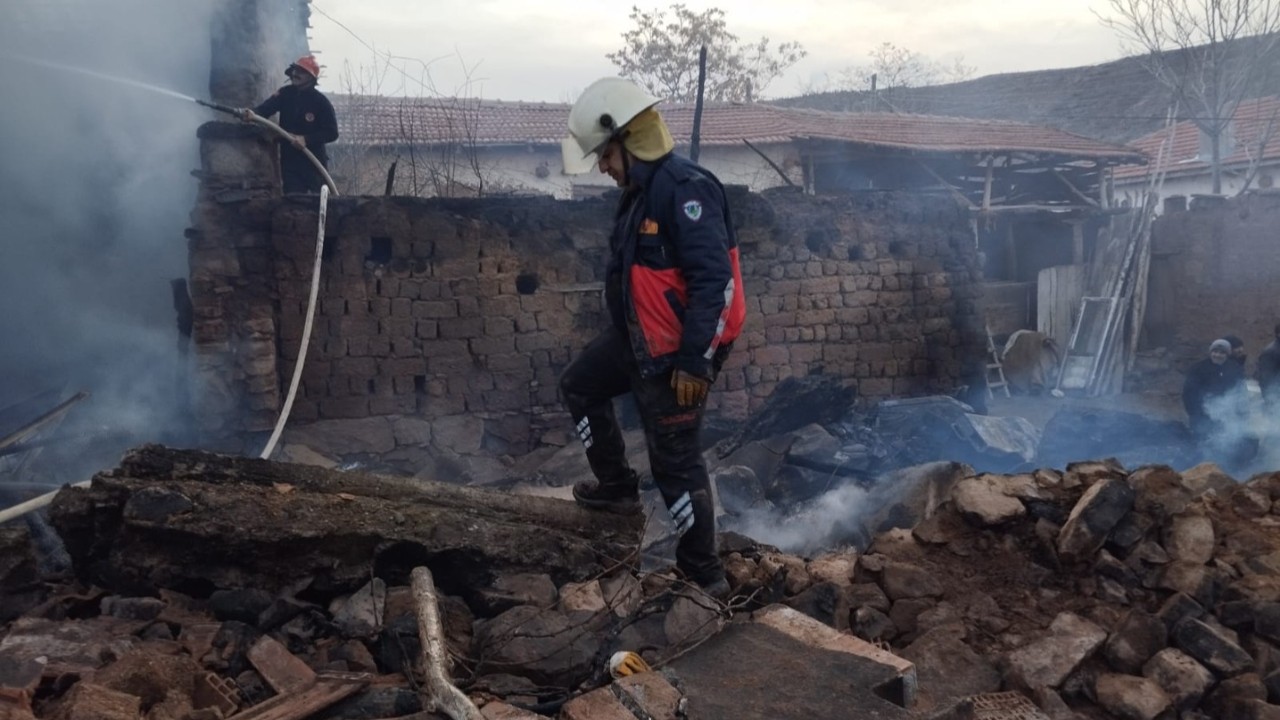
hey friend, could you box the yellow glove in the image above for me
[670,369,710,407]
[608,650,652,679]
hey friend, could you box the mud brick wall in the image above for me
[1146,192,1280,371]
[190,130,984,452]
[188,123,283,443]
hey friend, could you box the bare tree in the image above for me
[331,56,400,195]
[1101,0,1280,193]
[801,43,975,98]
[1236,99,1280,192]
[333,50,509,198]
[607,4,806,102]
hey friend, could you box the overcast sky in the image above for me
[308,0,1130,102]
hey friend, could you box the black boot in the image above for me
[693,571,730,601]
[572,471,641,515]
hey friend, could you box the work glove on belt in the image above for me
[671,369,710,407]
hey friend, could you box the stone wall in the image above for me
[1145,192,1280,370]
[189,127,985,455]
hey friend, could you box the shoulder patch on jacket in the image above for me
[682,200,703,222]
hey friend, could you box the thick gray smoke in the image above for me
[1202,384,1275,475]
[0,1,216,484]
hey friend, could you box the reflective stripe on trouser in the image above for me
[559,328,639,487]
[560,327,723,583]
[636,368,720,584]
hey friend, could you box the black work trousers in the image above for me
[280,145,325,194]
[559,327,723,584]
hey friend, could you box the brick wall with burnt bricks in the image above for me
[190,134,984,454]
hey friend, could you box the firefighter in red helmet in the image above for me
[241,55,338,194]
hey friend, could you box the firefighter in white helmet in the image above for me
[559,78,747,598]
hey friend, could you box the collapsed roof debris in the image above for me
[4,433,1280,719]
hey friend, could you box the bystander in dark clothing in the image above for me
[247,55,337,194]
[1183,339,1245,436]
[1258,324,1280,404]
[1184,338,1255,470]
[1224,335,1247,372]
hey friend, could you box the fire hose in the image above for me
[197,100,333,460]
[197,99,340,197]
[0,101,334,523]
[259,184,328,460]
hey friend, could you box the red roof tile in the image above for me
[1114,96,1280,179]
[332,96,1145,162]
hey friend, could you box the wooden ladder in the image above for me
[985,325,1011,399]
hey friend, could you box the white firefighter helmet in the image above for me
[562,77,661,175]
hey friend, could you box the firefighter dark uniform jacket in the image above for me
[253,85,339,181]
[606,153,746,379]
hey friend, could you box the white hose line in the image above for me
[0,480,89,525]
[260,184,330,460]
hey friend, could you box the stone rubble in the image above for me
[7,443,1280,718]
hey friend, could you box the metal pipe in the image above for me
[690,45,708,163]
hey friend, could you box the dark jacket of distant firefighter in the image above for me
[1182,356,1245,431]
[605,153,747,379]
[253,85,338,193]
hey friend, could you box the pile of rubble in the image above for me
[0,446,911,720]
[816,458,1280,720]
[6,438,1280,719]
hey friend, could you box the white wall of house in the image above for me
[329,141,802,198]
[1115,161,1280,211]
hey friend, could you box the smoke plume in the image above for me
[0,0,216,485]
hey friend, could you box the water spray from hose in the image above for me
[9,54,202,103]
[0,55,339,522]
[8,53,339,196]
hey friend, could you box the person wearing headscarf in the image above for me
[1223,335,1247,371]
[1182,339,1245,439]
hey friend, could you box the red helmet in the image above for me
[287,55,321,79]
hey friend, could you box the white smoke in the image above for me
[729,481,871,555]
[1200,382,1275,475]
[0,0,216,483]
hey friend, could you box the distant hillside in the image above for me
[774,35,1280,144]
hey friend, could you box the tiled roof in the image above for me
[1114,96,1280,179]
[332,95,1145,162]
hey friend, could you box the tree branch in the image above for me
[411,566,484,720]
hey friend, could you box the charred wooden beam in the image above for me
[915,161,976,209]
[1053,170,1101,207]
[0,392,89,452]
[48,445,641,599]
